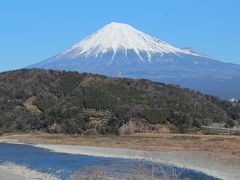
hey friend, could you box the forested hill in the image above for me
[0,69,239,134]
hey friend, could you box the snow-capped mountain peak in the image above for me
[57,22,202,62]
[30,22,240,99]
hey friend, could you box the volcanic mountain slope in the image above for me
[0,69,239,134]
[30,22,240,98]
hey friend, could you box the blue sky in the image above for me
[0,0,240,71]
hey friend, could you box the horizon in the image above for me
[1,0,240,72]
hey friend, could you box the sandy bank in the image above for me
[0,163,58,180]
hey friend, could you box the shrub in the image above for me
[0,130,3,136]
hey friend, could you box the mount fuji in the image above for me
[30,22,240,98]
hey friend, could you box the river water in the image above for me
[0,143,220,180]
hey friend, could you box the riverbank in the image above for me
[1,133,240,180]
[34,144,240,180]
[2,132,240,156]
[0,163,57,180]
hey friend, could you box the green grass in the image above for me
[0,130,4,136]
[168,136,201,141]
[207,137,225,141]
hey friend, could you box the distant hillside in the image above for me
[0,69,239,135]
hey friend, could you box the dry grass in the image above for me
[1,132,240,159]
[207,137,225,141]
[71,152,185,180]
[167,136,201,141]
[23,97,41,113]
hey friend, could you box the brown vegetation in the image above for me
[71,152,184,180]
[23,96,41,113]
[1,133,240,159]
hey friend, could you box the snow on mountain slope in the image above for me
[30,22,240,98]
[55,22,202,62]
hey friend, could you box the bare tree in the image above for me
[71,152,185,180]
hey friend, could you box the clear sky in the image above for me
[0,0,240,71]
